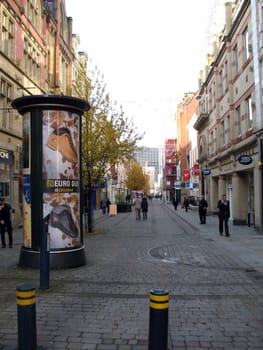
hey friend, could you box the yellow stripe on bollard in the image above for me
[149,301,169,309]
[149,290,169,309]
[16,287,36,306]
[16,290,36,299]
[17,297,36,306]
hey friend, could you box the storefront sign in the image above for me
[185,181,191,189]
[0,148,13,164]
[202,168,211,175]
[238,155,252,165]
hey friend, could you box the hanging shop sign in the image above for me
[202,168,211,175]
[183,169,190,180]
[238,155,253,165]
[193,164,200,176]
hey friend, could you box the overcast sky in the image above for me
[65,0,215,147]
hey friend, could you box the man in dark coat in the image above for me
[217,194,230,237]
[0,197,14,248]
[141,196,148,220]
[199,195,208,224]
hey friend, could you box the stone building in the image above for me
[175,92,199,202]
[163,138,177,201]
[194,1,262,231]
[0,0,85,226]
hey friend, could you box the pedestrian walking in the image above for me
[0,197,14,248]
[134,195,141,220]
[101,199,106,214]
[141,196,148,220]
[199,195,208,224]
[217,194,230,236]
[172,196,178,211]
[106,198,111,213]
[184,197,190,212]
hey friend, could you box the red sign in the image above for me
[193,164,200,176]
[183,169,190,180]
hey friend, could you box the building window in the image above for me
[1,12,15,59]
[23,35,41,83]
[224,60,228,92]
[226,116,230,144]
[221,120,225,145]
[26,0,40,30]
[246,96,253,129]
[218,70,223,97]
[243,27,249,61]
[236,105,241,136]
[0,79,13,129]
[233,44,238,75]
[208,87,212,112]
[209,131,214,155]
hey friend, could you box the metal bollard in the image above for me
[148,288,169,350]
[16,283,37,350]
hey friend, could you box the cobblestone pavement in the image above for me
[0,200,263,349]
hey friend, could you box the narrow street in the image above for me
[1,199,263,349]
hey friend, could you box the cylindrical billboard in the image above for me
[12,95,90,268]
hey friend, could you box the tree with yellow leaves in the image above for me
[73,63,143,232]
[125,160,150,194]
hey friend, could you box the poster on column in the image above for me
[22,113,32,248]
[42,110,81,250]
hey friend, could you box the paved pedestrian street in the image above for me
[1,200,263,349]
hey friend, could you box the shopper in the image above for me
[172,197,178,211]
[217,194,230,237]
[141,196,148,220]
[134,195,141,220]
[0,197,14,248]
[199,195,208,224]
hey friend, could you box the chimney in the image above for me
[225,2,232,35]
[67,16,73,49]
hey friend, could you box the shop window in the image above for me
[0,182,10,197]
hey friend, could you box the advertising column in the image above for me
[12,95,90,269]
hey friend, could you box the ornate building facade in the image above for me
[194,1,262,231]
[0,0,85,226]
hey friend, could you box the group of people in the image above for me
[198,194,230,236]
[134,195,148,220]
[172,194,230,237]
[0,197,14,248]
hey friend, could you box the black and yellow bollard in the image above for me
[16,283,37,350]
[148,288,169,350]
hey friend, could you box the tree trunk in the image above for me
[87,186,94,233]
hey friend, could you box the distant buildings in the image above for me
[162,139,177,201]
[135,146,162,193]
